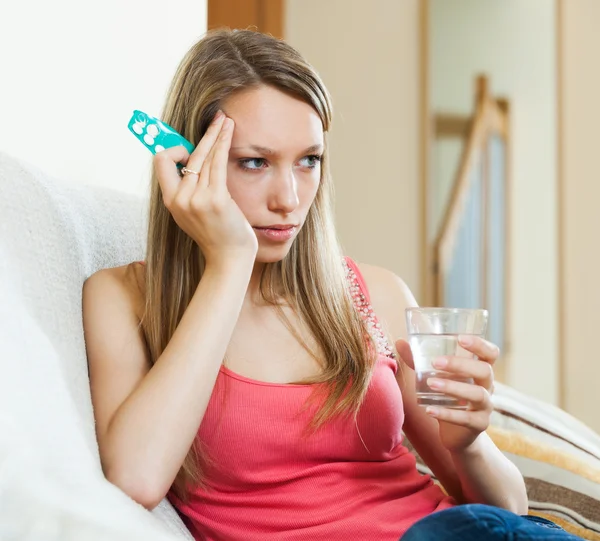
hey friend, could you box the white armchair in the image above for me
[0,151,193,540]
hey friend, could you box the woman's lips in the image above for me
[253,226,298,242]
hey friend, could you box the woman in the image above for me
[82,30,581,540]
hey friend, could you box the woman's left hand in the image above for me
[397,336,500,453]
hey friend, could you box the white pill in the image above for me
[147,124,159,137]
[132,123,144,135]
[154,145,165,153]
[144,134,155,145]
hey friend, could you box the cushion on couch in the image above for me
[0,151,192,540]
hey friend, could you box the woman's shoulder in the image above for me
[351,260,417,339]
[352,261,415,304]
[83,262,146,321]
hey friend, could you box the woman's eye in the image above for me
[298,155,322,169]
[239,158,267,171]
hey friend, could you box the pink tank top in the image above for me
[168,258,455,540]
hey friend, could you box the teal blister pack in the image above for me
[127,110,195,155]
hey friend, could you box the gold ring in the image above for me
[181,166,200,176]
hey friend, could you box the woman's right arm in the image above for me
[84,113,257,509]
[84,258,252,510]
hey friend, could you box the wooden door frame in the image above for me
[208,0,284,39]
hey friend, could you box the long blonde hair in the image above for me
[141,29,377,499]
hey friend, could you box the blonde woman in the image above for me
[83,30,581,541]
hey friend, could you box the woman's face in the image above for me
[222,85,324,263]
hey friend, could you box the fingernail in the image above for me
[426,406,440,416]
[459,335,473,347]
[427,378,444,390]
[215,110,224,120]
[432,357,448,369]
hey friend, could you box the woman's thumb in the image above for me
[394,339,414,370]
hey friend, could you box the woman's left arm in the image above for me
[358,262,528,514]
[398,336,528,514]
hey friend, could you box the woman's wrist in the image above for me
[447,433,528,513]
[203,250,256,277]
[448,432,487,461]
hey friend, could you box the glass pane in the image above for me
[430,137,464,242]
[486,135,506,350]
[444,152,483,309]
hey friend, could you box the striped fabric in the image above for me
[405,382,600,540]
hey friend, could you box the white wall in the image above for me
[430,0,559,405]
[285,0,422,293]
[0,1,207,196]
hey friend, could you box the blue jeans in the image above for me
[401,504,584,540]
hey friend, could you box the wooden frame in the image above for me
[207,0,284,38]
[556,0,565,409]
[433,77,485,300]
[427,74,511,378]
[435,115,472,139]
[419,0,432,305]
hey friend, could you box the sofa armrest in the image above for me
[151,499,194,540]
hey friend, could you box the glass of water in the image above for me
[405,307,488,409]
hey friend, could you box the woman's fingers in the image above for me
[432,356,494,389]
[394,336,500,374]
[179,110,226,196]
[197,142,216,191]
[427,377,492,411]
[459,335,500,364]
[153,145,190,208]
[208,117,234,192]
[425,406,490,433]
[185,110,226,174]
[194,116,233,192]
[191,118,234,205]
[423,335,500,447]
[154,111,226,207]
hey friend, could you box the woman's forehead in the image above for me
[223,86,323,152]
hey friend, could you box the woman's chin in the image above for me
[254,242,294,264]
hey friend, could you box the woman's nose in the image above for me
[268,169,299,214]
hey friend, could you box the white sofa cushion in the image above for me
[0,151,192,540]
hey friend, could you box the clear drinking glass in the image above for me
[405,307,488,409]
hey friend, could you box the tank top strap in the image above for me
[343,257,396,359]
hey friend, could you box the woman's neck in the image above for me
[245,262,267,305]
[244,261,288,308]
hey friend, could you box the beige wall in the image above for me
[285,0,422,294]
[283,0,599,429]
[429,0,559,405]
[0,0,207,196]
[560,0,600,432]
[287,0,562,407]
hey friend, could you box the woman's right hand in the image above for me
[153,111,258,266]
